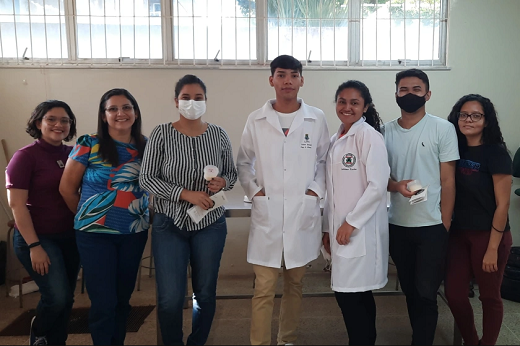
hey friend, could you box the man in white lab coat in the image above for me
[237,55,330,345]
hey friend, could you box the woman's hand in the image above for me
[207,177,226,193]
[336,222,356,245]
[482,249,498,273]
[322,233,331,255]
[181,190,214,210]
[30,246,51,276]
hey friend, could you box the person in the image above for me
[6,100,79,346]
[139,74,237,346]
[384,68,459,345]
[59,88,149,345]
[322,81,390,345]
[237,55,330,345]
[445,94,513,346]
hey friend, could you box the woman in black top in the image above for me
[445,94,513,346]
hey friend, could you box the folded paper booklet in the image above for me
[187,190,228,224]
[409,186,428,205]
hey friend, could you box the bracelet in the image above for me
[28,241,41,249]
[492,225,505,233]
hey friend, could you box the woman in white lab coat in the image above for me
[322,80,390,345]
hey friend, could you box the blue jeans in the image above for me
[14,229,80,345]
[76,230,148,346]
[153,213,227,346]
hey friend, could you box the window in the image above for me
[0,0,67,60]
[0,0,448,68]
[76,0,162,60]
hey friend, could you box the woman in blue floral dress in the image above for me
[59,88,149,345]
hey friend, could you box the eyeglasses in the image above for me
[458,112,484,122]
[105,105,134,114]
[43,116,72,126]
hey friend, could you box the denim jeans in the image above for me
[153,213,227,346]
[76,230,148,346]
[14,229,80,345]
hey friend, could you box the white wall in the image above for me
[0,0,519,242]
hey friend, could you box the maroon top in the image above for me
[5,139,75,236]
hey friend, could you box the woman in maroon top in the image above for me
[445,94,513,345]
[6,100,80,346]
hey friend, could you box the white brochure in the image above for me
[187,191,228,224]
[409,186,428,205]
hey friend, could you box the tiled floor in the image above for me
[1,220,519,345]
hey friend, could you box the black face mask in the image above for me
[396,93,427,113]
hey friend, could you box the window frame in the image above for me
[0,0,449,69]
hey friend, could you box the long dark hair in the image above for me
[26,100,77,142]
[97,88,146,166]
[447,94,507,151]
[334,80,383,133]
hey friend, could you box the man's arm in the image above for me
[440,161,456,230]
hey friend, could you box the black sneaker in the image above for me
[30,316,47,346]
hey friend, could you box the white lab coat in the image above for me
[324,118,390,292]
[237,99,330,269]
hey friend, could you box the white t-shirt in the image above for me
[384,113,459,227]
[276,110,298,136]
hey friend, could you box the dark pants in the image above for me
[153,213,227,346]
[445,229,512,345]
[389,223,449,345]
[76,230,148,346]
[14,229,80,345]
[335,291,377,345]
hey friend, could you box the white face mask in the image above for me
[178,100,206,120]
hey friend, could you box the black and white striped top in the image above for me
[139,123,237,231]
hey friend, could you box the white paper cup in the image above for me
[204,165,219,181]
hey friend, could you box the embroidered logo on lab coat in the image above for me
[342,153,356,168]
[301,134,312,149]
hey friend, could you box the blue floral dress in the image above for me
[70,134,149,234]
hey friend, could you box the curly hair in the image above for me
[26,100,77,142]
[334,80,383,133]
[447,94,507,151]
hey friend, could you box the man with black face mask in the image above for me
[384,69,459,345]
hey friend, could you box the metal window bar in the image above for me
[103,0,107,65]
[89,0,93,61]
[192,0,195,66]
[389,0,392,66]
[432,0,437,66]
[316,0,323,67]
[375,0,378,66]
[27,0,34,62]
[334,0,337,67]
[359,0,366,66]
[43,0,49,63]
[305,0,308,67]
[58,0,63,64]
[417,0,421,66]
[403,0,406,67]
[119,0,122,66]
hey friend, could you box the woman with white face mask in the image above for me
[139,74,238,345]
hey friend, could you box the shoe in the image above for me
[30,316,47,346]
[30,316,36,345]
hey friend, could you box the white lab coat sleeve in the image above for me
[345,131,390,230]
[307,118,330,199]
[237,117,263,200]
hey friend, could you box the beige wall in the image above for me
[0,0,519,242]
